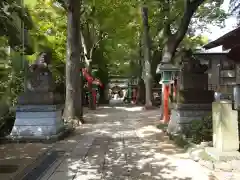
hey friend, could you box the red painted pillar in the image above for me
[163,84,170,123]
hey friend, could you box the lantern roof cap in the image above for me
[156,62,179,74]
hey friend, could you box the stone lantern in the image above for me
[156,62,179,123]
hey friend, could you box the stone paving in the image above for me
[189,146,240,180]
[37,106,214,180]
[0,107,88,180]
[0,108,91,180]
[0,142,53,179]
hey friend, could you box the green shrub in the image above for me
[188,114,212,144]
[0,110,15,137]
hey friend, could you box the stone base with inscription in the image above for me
[205,101,240,161]
[167,103,212,136]
[9,105,65,140]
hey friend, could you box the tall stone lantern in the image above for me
[156,62,179,123]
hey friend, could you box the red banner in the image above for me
[81,68,103,88]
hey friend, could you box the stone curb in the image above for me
[9,128,74,179]
[158,125,220,179]
[12,146,54,180]
[186,141,240,180]
[0,126,74,144]
[167,132,196,150]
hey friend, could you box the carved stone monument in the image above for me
[167,49,214,135]
[9,52,65,140]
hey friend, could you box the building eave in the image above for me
[203,26,240,50]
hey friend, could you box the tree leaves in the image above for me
[20,0,228,77]
[0,0,34,54]
[230,0,240,24]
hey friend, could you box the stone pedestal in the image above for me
[167,103,212,135]
[17,92,63,105]
[205,100,240,161]
[9,105,65,140]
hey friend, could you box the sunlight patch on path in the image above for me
[136,125,163,138]
[40,106,212,180]
[114,106,144,112]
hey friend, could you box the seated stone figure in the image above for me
[18,51,63,105]
[26,51,54,92]
[177,48,212,99]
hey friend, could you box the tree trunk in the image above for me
[136,78,145,105]
[161,0,205,63]
[64,0,83,125]
[136,33,144,104]
[161,38,178,63]
[141,5,152,108]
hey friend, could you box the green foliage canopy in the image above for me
[0,0,34,54]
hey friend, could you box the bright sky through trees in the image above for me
[206,0,237,52]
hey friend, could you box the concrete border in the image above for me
[11,149,65,180]
[0,126,74,144]
[11,146,54,180]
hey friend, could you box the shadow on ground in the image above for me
[40,106,210,180]
[0,143,53,179]
[0,105,211,180]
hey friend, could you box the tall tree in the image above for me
[147,0,226,80]
[141,5,152,108]
[64,0,83,125]
[161,0,205,63]
[22,0,227,111]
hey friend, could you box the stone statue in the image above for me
[26,52,54,92]
[18,51,63,105]
[178,48,210,90]
[12,51,65,140]
[181,49,208,74]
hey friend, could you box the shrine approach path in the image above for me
[40,105,212,180]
